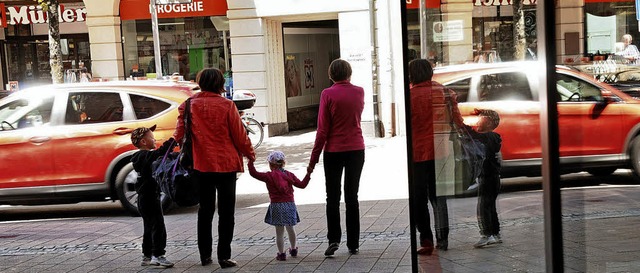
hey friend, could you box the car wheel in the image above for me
[115,163,173,216]
[587,167,617,176]
[631,137,640,179]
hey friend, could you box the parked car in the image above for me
[433,61,640,178]
[0,81,199,215]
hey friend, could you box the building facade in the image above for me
[0,0,637,137]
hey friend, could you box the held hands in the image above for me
[306,162,316,174]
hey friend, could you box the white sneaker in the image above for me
[487,235,499,245]
[473,236,490,248]
[151,255,174,267]
[493,234,503,244]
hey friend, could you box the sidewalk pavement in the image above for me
[1,130,640,272]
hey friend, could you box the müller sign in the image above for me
[0,4,86,26]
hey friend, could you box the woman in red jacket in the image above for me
[408,59,465,255]
[308,59,365,256]
[174,68,255,268]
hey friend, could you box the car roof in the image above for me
[5,80,200,102]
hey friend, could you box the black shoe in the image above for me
[349,248,359,255]
[201,257,212,266]
[436,239,448,251]
[218,259,237,268]
[324,242,340,256]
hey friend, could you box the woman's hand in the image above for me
[307,162,316,174]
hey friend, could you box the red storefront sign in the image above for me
[473,0,537,5]
[406,0,440,9]
[120,0,228,20]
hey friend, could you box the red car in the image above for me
[0,81,199,214]
[433,62,640,178]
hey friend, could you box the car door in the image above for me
[0,95,55,189]
[556,72,622,157]
[51,90,138,186]
[446,70,540,161]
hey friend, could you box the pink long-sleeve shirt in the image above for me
[310,81,365,164]
[248,161,310,203]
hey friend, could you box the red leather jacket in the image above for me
[410,81,464,162]
[174,91,255,173]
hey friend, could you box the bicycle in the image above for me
[230,89,264,149]
[240,110,264,149]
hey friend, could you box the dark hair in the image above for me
[479,109,500,129]
[328,59,352,82]
[196,68,225,93]
[408,59,433,84]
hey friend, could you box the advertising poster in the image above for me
[304,58,314,89]
[285,55,302,97]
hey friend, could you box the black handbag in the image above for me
[151,99,199,207]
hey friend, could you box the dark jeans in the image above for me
[195,171,237,261]
[324,150,365,250]
[412,160,449,244]
[137,192,166,257]
[477,173,501,236]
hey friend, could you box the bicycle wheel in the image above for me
[243,117,264,149]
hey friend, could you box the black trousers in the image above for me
[477,173,501,236]
[195,171,237,261]
[323,150,365,250]
[412,160,449,244]
[137,192,167,257]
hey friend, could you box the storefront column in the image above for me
[440,0,474,64]
[557,0,583,64]
[227,2,288,137]
[83,0,124,80]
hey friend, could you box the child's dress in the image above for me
[248,162,311,226]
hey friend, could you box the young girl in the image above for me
[248,151,311,261]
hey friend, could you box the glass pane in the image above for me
[561,1,640,272]
[65,92,123,124]
[405,2,545,272]
[130,94,171,119]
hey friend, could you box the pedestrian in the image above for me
[408,58,465,255]
[615,34,640,62]
[248,151,311,261]
[174,68,255,268]
[130,125,176,268]
[465,109,503,248]
[307,59,365,256]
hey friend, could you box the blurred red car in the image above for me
[433,62,640,178]
[0,81,199,214]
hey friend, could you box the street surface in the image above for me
[2,130,640,272]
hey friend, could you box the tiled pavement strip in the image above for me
[1,130,640,272]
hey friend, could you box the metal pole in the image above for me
[150,0,163,79]
[400,0,418,271]
[223,30,229,72]
[538,0,563,271]
[419,0,427,59]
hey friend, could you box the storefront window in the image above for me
[122,16,229,81]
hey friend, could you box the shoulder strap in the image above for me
[183,98,192,147]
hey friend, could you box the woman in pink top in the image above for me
[174,68,255,269]
[248,151,311,261]
[308,59,365,256]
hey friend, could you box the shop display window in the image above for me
[122,16,230,81]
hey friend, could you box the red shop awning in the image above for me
[120,0,228,21]
[407,0,440,9]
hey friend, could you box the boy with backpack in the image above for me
[130,125,176,267]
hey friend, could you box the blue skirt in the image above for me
[265,202,300,226]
